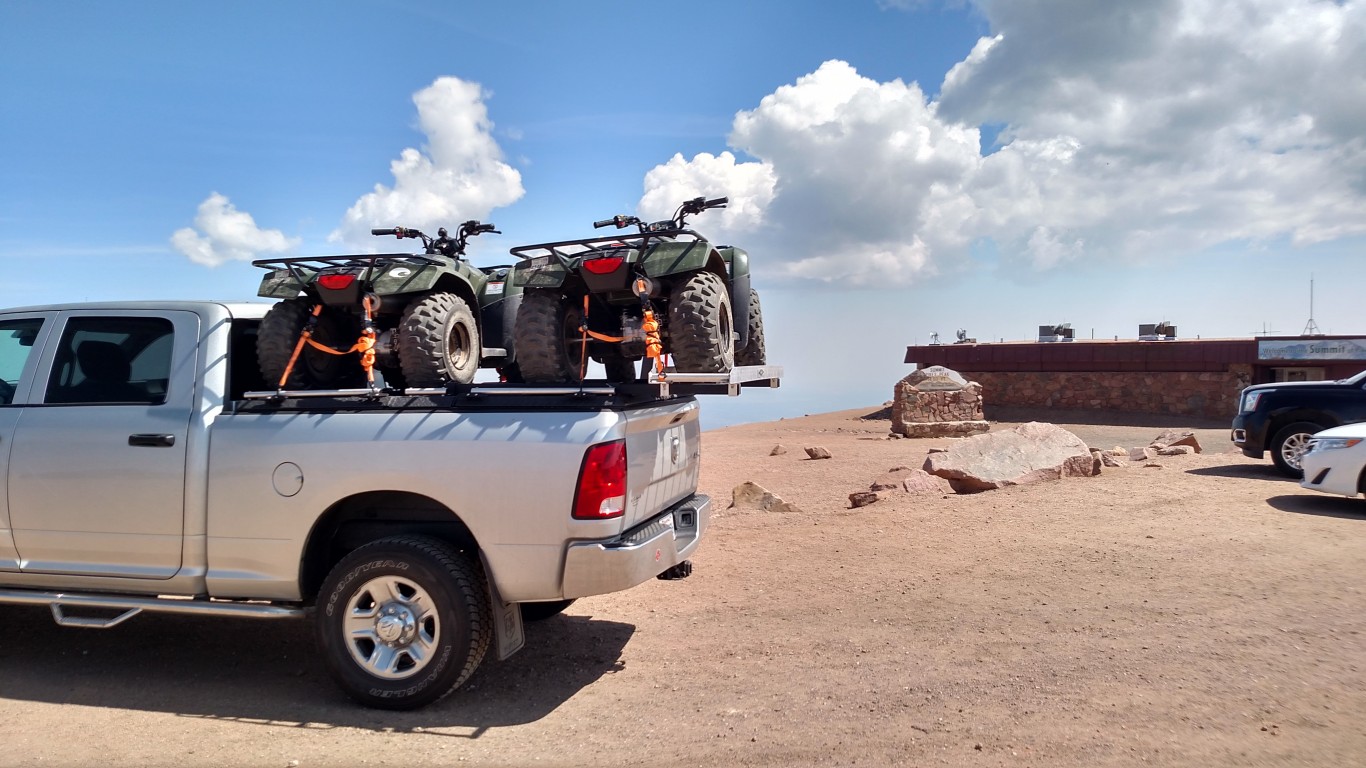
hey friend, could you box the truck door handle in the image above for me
[128,433,176,447]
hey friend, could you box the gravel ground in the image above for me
[1,406,1363,767]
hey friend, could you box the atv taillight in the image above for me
[573,440,627,520]
[318,274,357,290]
[582,256,624,275]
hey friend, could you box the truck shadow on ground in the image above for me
[0,606,632,736]
[1265,493,1366,520]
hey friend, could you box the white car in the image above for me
[1299,424,1366,499]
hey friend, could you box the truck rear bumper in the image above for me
[561,494,710,599]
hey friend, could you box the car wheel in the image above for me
[315,535,491,710]
[1270,421,1324,478]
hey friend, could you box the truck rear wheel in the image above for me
[399,292,481,387]
[735,289,766,367]
[515,290,585,383]
[316,535,491,710]
[1271,421,1324,478]
[258,298,362,389]
[668,271,734,373]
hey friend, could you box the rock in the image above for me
[1150,429,1202,454]
[1100,452,1129,468]
[1143,462,1163,469]
[1107,446,1128,456]
[870,466,914,491]
[770,444,788,456]
[1129,446,1157,462]
[804,446,832,460]
[729,481,801,514]
[1156,445,1194,456]
[869,467,953,495]
[922,421,1098,493]
[927,447,947,454]
[848,491,880,508]
[1089,449,1104,475]
[900,470,954,494]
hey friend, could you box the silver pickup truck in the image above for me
[0,300,711,709]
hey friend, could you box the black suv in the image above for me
[1231,369,1366,477]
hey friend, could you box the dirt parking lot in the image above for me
[2,407,1364,767]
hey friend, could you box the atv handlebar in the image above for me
[370,227,398,236]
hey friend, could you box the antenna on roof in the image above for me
[1301,274,1322,336]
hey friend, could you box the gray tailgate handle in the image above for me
[128,433,176,447]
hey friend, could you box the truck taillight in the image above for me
[573,440,627,519]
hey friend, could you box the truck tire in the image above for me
[1271,421,1324,478]
[399,292,481,387]
[316,535,491,710]
[519,598,577,622]
[735,289,766,367]
[668,271,734,373]
[258,298,363,389]
[515,290,585,383]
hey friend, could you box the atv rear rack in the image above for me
[251,253,446,284]
[509,229,703,268]
[242,365,782,402]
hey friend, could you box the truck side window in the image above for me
[44,317,174,406]
[0,319,44,405]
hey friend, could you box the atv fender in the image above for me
[512,260,570,290]
[640,239,727,278]
[730,271,752,350]
[718,246,751,279]
[258,270,313,299]
[372,261,487,297]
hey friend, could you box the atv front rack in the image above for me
[241,365,782,402]
[251,253,446,284]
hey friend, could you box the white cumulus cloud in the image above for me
[331,77,524,247]
[170,192,299,267]
[638,0,1366,285]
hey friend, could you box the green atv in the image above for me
[509,196,766,384]
[252,221,521,390]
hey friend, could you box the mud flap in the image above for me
[480,553,525,661]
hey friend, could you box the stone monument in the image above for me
[891,365,990,438]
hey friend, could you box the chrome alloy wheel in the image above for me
[343,575,439,679]
[1280,431,1313,471]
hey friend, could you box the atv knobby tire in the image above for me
[668,271,734,373]
[316,535,491,710]
[258,298,363,389]
[399,292,480,387]
[735,288,766,367]
[515,290,586,383]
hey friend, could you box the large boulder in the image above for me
[922,421,1098,493]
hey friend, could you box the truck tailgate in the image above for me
[619,398,701,529]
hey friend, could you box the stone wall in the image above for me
[954,366,1252,420]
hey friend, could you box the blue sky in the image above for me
[3,1,1364,426]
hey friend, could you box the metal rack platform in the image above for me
[242,365,782,403]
